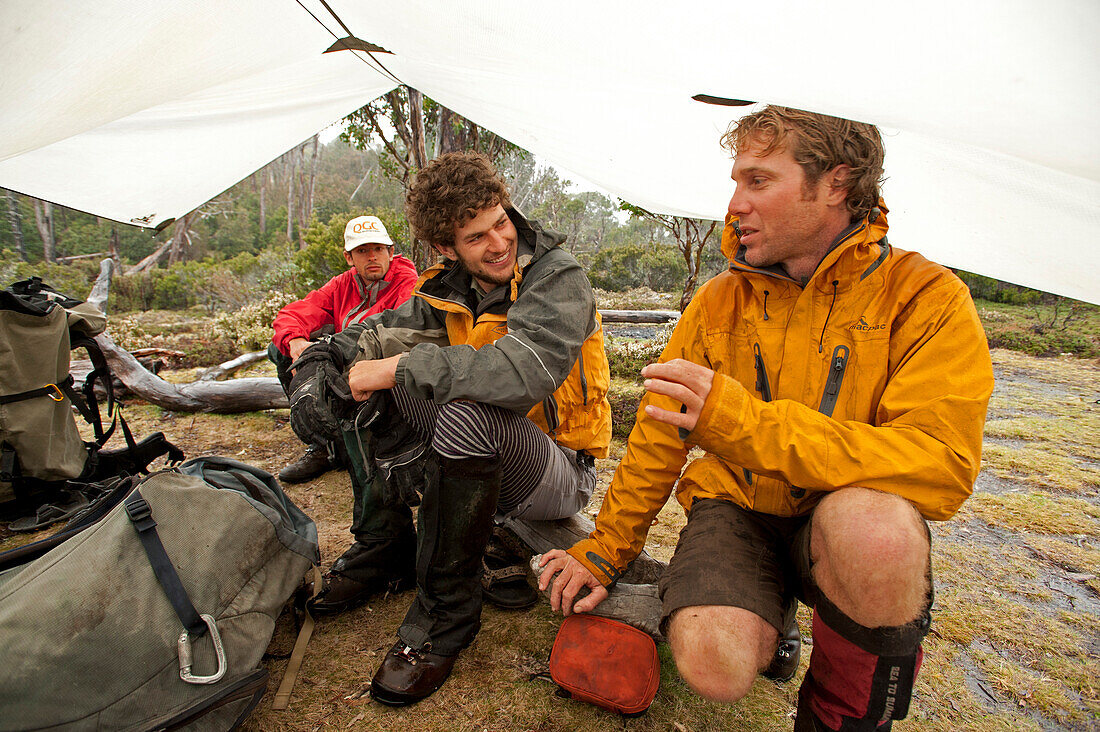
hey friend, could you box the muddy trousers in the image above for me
[328,429,416,585]
[396,454,501,657]
[794,594,929,731]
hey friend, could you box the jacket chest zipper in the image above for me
[744,343,772,486]
[817,344,850,417]
[748,342,813,501]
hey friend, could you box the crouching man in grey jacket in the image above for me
[287,151,612,705]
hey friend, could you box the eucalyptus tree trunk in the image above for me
[301,134,320,240]
[286,145,299,244]
[407,87,429,172]
[4,189,27,261]
[32,198,56,262]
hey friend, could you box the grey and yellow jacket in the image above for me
[330,208,612,458]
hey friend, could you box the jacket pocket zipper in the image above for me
[578,350,588,405]
[817,344,850,417]
[542,393,560,434]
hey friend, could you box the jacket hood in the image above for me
[509,206,566,267]
[383,254,418,283]
[721,200,891,282]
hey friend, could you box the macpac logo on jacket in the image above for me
[849,316,887,332]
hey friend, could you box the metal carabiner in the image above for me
[44,383,64,402]
[177,614,227,684]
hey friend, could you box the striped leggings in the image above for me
[388,386,584,516]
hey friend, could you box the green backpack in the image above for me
[0,456,319,731]
[0,277,181,526]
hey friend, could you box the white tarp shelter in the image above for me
[1,1,1097,303]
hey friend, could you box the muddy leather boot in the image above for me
[370,454,501,706]
[278,443,334,484]
[305,429,416,614]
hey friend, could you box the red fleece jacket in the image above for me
[271,254,418,354]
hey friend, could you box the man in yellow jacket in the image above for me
[540,106,993,730]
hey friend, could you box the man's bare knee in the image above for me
[667,605,776,703]
[812,487,930,626]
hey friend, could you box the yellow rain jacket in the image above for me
[333,208,611,458]
[570,203,993,585]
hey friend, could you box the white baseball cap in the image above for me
[344,215,394,251]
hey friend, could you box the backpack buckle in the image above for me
[123,495,155,531]
[178,614,227,684]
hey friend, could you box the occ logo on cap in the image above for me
[344,215,395,251]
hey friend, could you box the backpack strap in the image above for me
[124,489,207,638]
[68,333,118,447]
[124,487,228,685]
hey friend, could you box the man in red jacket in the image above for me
[270,215,418,483]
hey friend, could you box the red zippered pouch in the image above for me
[549,614,660,715]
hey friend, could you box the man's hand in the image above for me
[288,337,310,362]
[348,354,402,401]
[538,549,609,616]
[641,358,716,434]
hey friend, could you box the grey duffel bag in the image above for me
[0,456,319,731]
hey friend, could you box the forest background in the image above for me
[1,88,1096,360]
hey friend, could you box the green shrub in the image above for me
[152,271,189,310]
[594,287,679,311]
[955,270,1042,305]
[0,256,101,299]
[604,324,674,381]
[607,379,645,439]
[109,312,239,368]
[584,242,686,292]
[211,290,297,351]
[977,301,1099,358]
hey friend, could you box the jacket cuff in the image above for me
[566,539,622,588]
[394,353,410,386]
[687,372,746,447]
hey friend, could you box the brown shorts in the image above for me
[657,498,820,634]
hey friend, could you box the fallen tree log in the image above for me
[94,331,288,413]
[504,513,667,639]
[598,309,680,324]
[129,347,186,360]
[199,350,268,381]
[71,356,163,398]
[81,258,288,414]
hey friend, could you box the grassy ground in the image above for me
[31,345,1087,731]
[3,291,1096,729]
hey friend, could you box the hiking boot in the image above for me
[370,641,458,706]
[305,568,414,615]
[278,444,334,484]
[304,533,417,615]
[763,599,801,682]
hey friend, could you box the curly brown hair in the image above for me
[404,152,513,248]
[721,106,884,221]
